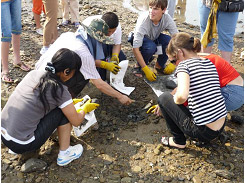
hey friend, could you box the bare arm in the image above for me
[133,47,147,68]
[91,78,132,105]
[61,103,85,127]
[174,72,190,104]
[95,60,102,68]
[112,44,121,54]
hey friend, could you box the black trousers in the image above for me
[158,92,225,145]
[2,108,69,154]
[65,71,89,98]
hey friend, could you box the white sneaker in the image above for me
[40,46,49,55]
[57,144,83,166]
[8,149,17,155]
[62,20,69,26]
[36,28,43,35]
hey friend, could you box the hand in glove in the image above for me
[142,66,156,82]
[147,105,157,114]
[76,99,100,114]
[73,98,84,104]
[100,61,121,74]
[163,63,176,75]
[111,53,119,64]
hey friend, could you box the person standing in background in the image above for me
[1,0,30,83]
[61,0,80,27]
[167,0,177,18]
[32,0,45,35]
[40,0,58,55]
[199,0,240,63]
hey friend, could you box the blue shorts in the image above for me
[199,0,239,52]
[221,85,244,111]
[1,0,22,42]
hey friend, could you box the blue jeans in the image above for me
[221,85,244,111]
[98,44,127,81]
[199,0,239,52]
[1,0,22,42]
[158,92,225,145]
[140,34,171,68]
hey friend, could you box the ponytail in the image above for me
[36,48,81,113]
[166,32,201,57]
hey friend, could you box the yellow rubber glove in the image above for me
[73,98,84,104]
[163,63,176,75]
[142,66,156,82]
[100,61,121,74]
[76,99,100,114]
[111,53,119,64]
[146,105,157,114]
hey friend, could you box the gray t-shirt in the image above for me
[1,70,72,144]
[133,12,178,48]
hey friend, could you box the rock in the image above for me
[231,115,244,125]
[156,144,164,151]
[153,148,161,155]
[215,169,234,179]
[20,158,47,173]
[83,4,90,9]
[177,175,185,181]
[164,149,172,155]
[192,175,202,183]
[35,176,43,183]
[99,177,106,183]
[2,158,12,165]
[121,177,132,183]
[163,176,172,182]
[132,166,141,173]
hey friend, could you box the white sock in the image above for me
[59,146,70,156]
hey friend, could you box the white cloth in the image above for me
[73,95,97,137]
[110,60,135,95]
[35,32,101,80]
[82,15,122,45]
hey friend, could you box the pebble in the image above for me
[192,175,202,183]
[20,158,47,173]
[121,177,132,183]
[132,166,141,173]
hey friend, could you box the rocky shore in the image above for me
[1,0,244,182]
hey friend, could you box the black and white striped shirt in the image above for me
[175,58,227,126]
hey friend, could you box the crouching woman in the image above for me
[156,32,227,149]
[1,48,99,166]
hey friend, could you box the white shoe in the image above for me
[8,149,17,155]
[36,28,43,35]
[57,144,83,166]
[40,46,49,55]
[62,20,69,26]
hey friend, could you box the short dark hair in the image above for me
[101,12,119,29]
[149,0,168,10]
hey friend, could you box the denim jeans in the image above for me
[140,34,171,68]
[199,0,239,52]
[158,92,225,145]
[98,43,127,81]
[1,108,69,154]
[221,85,244,111]
[1,0,22,42]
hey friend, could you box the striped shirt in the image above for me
[175,58,227,126]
